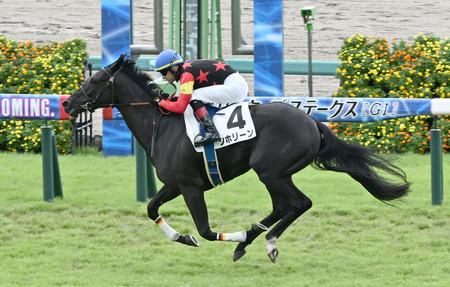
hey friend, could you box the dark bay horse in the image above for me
[62,55,410,263]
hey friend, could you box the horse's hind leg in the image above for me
[147,185,199,247]
[260,176,312,263]
[233,192,288,261]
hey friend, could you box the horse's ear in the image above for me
[108,54,126,73]
[115,54,126,68]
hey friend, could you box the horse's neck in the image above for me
[113,79,184,155]
[116,104,154,154]
[116,97,183,155]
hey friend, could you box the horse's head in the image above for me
[62,54,126,118]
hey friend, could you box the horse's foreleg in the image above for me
[147,185,199,247]
[154,216,200,246]
[181,187,249,243]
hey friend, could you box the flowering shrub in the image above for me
[0,35,88,153]
[332,33,450,153]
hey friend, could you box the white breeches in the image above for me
[191,72,248,108]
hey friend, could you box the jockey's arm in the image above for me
[159,73,195,113]
[159,91,191,113]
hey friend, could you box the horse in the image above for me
[62,54,410,263]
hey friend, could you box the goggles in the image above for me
[159,68,170,76]
[158,52,178,76]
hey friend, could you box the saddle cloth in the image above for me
[184,102,256,153]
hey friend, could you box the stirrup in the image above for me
[194,133,220,147]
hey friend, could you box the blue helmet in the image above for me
[154,49,184,72]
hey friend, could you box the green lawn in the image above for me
[0,152,448,286]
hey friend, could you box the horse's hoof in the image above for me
[268,248,279,263]
[233,243,247,262]
[233,250,246,262]
[266,237,278,263]
[185,234,200,247]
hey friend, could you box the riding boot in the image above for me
[191,101,220,147]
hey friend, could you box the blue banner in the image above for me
[102,118,133,156]
[0,94,70,120]
[101,0,132,156]
[102,97,433,122]
[254,0,283,97]
[101,0,131,67]
[247,97,431,122]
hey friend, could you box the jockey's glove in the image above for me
[152,95,162,105]
[152,92,170,105]
[159,92,170,100]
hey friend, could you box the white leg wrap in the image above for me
[155,216,180,241]
[266,237,278,254]
[217,231,247,242]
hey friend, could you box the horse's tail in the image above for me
[312,119,410,201]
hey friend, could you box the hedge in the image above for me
[2,34,449,154]
[331,33,450,153]
[0,35,88,153]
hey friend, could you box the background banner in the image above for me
[0,94,70,120]
[254,0,283,98]
[247,97,432,122]
[103,97,432,122]
[101,0,132,155]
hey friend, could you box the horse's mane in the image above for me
[120,59,159,95]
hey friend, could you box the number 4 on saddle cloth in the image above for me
[184,102,256,187]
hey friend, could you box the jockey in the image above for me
[154,49,248,147]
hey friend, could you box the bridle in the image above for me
[80,65,153,113]
[77,62,175,157]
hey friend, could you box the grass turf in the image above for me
[0,152,448,286]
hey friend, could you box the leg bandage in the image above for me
[217,231,247,242]
[155,216,180,241]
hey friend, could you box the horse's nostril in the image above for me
[62,100,69,109]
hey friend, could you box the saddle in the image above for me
[184,102,256,187]
[184,102,255,152]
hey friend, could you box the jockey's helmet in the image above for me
[154,49,184,72]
